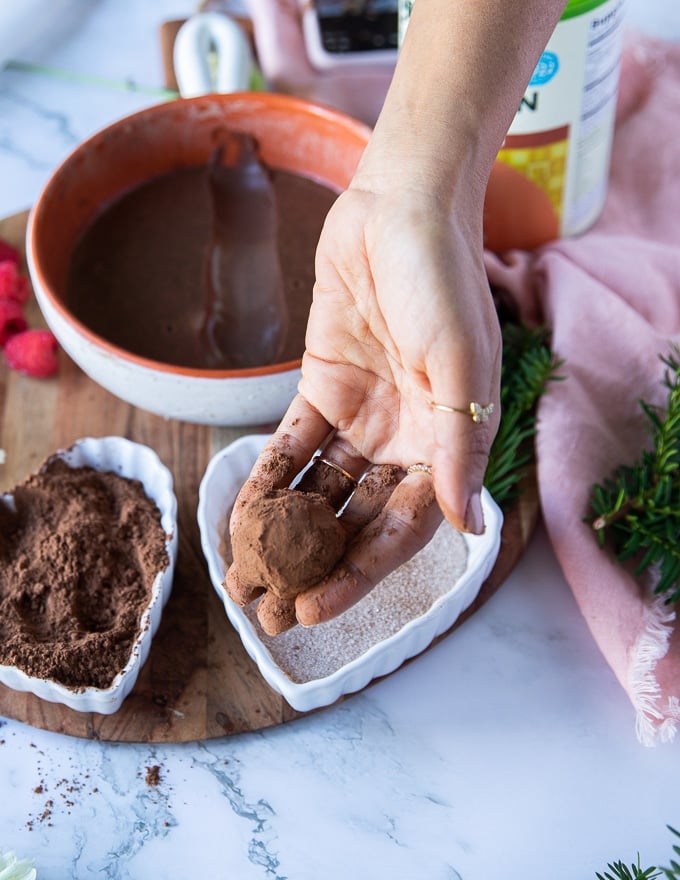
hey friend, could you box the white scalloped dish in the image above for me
[0,436,178,714]
[198,434,503,712]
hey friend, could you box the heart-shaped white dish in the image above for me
[0,436,178,714]
[197,434,503,712]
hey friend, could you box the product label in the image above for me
[500,0,626,236]
[398,0,414,45]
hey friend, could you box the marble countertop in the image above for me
[1,2,679,878]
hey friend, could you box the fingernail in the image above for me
[463,492,485,535]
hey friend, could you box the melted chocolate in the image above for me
[65,146,337,369]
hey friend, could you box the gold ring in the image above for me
[314,456,358,486]
[429,400,494,424]
[407,463,433,476]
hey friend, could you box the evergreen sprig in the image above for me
[662,825,680,879]
[596,858,662,880]
[589,348,680,603]
[595,826,680,880]
[484,322,563,510]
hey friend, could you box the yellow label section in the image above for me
[497,133,569,220]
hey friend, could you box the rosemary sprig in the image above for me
[662,825,680,879]
[484,322,563,511]
[589,348,680,603]
[596,858,662,880]
[595,826,680,880]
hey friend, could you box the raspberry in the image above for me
[0,260,30,304]
[0,299,28,346]
[0,238,20,266]
[4,329,59,378]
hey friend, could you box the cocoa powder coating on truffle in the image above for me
[256,591,298,637]
[231,489,346,599]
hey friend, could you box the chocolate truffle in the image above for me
[232,489,346,599]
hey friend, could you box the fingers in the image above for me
[428,342,502,535]
[225,394,330,605]
[337,463,404,538]
[430,409,498,535]
[231,394,372,527]
[256,591,297,637]
[295,470,442,626]
[225,394,372,616]
[295,438,371,509]
[229,394,331,532]
[224,567,264,607]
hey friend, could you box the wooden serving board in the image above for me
[0,210,539,742]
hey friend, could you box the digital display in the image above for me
[312,0,398,54]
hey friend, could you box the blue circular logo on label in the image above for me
[530,51,559,86]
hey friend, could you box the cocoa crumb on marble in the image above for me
[26,759,100,830]
[38,800,54,826]
[145,764,161,786]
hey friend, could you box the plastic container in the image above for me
[500,0,627,238]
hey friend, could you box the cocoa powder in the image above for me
[0,458,169,690]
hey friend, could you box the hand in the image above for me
[225,183,502,627]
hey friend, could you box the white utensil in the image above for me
[173,11,253,97]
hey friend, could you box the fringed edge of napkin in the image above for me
[632,596,679,746]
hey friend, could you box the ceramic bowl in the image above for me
[26,93,370,426]
[197,434,503,712]
[0,436,178,714]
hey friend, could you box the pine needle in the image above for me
[484,322,563,511]
[588,348,680,603]
[595,859,661,880]
[595,826,680,880]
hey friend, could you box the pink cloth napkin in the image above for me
[485,33,680,745]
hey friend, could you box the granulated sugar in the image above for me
[243,522,468,683]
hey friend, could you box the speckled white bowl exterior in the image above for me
[197,434,503,712]
[0,436,178,714]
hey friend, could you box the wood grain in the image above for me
[0,211,539,742]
